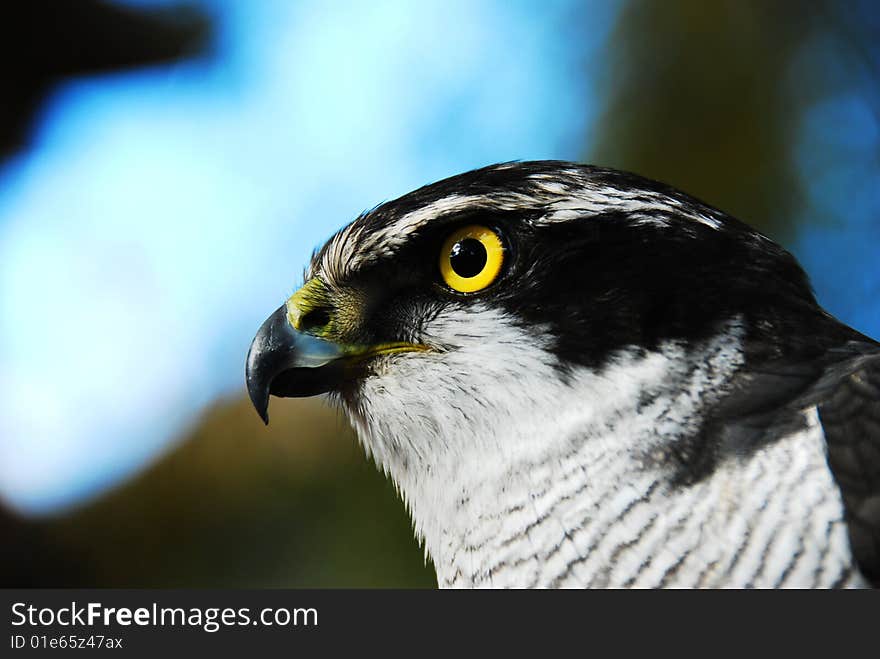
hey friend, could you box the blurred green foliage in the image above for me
[590,0,814,239]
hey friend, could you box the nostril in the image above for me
[299,307,331,333]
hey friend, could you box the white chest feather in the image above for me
[339,308,862,588]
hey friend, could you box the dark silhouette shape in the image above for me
[0,0,211,162]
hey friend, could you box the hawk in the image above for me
[246,161,879,588]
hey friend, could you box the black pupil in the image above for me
[449,238,487,278]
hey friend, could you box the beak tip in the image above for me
[250,392,271,425]
[246,317,276,426]
[246,376,271,426]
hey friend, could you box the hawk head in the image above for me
[245,161,871,587]
[247,160,834,421]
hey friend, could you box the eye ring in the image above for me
[439,224,505,293]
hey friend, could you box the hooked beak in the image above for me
[246,279,431,425]
[245,305,348,424]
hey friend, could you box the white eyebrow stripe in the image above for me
[311,174,723,284]
[317,222,364,281]
[355,193,483,263]
[540,190,720,229]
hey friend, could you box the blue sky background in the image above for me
[789,16,880,338]
[1,0,878,516]
[0,0,616,514]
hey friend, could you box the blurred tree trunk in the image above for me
[590,0,814,239]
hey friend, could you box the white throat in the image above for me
[338,310,857,587]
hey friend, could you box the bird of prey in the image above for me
[246,161,879,588]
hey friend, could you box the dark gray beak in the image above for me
[245,305,346,424]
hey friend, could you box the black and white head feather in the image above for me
[254,161,880,588]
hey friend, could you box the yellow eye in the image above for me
[439,224,505,293]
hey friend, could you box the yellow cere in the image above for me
[439,224,505,293]
[286,277,329,332]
